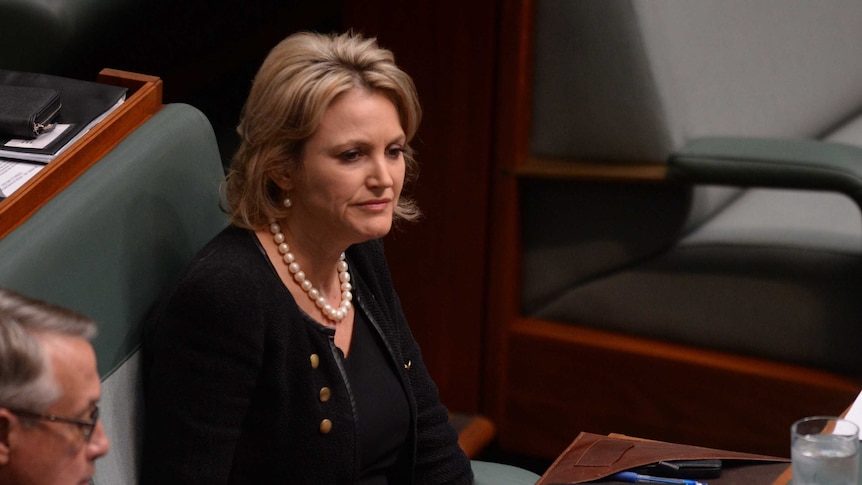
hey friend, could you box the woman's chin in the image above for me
[358,221,394,241]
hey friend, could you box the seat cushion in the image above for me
[679,188,862,253]
[530,113,862,376]
[534,243,862,375]
[472,460,541,485]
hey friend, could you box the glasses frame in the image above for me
[8,405,99,442]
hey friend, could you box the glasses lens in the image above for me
[8,406,99,442]
[84,406,99,442]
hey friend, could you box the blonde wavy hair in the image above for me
[225,31,423,230]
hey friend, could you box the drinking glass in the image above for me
[791,416,859,485]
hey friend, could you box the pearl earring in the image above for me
[283,194,292,208]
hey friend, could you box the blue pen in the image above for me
[609,471,708,485]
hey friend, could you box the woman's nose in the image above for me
[368,155,394,187]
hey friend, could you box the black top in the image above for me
[141,226,472,485]
[345,306,410,484]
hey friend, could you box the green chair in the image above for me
[0,103,228,483]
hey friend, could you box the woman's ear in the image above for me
[268,159,294,192]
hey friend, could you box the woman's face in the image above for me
[284,88,406,248]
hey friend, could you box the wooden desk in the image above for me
[0,69,163,239]
[534,395,860,483]
[772,465,793,485]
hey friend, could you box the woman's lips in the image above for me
[358,198,391,211]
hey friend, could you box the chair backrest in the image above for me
[521,0,862,311]
[0,103,228,484]
[530,0,862,162]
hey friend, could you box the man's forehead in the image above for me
[37,334,100,409]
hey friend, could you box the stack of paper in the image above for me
[0,70,127,198]
[0,160,42,199]
[843,389,862,438]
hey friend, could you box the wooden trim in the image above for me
[484,0,537,429]
[500,317,861,459]
[0,69,163,239]
[515,157,668,182]
[771,466,792,485]
[513,318,862,390]
[97,69,163,98]
[451,413,497,459]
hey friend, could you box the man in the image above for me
[0,288,110,484]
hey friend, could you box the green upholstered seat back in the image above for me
[0,103,228,484]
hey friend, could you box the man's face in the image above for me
[0,334,110,485]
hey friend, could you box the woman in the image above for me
[141,31,473,484]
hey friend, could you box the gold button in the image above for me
[310,354,319,369]
[319,387,331,402]
[319,419,332,434]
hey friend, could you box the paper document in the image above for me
[4,124,72,150]
[844,389,862,438]
[0,160,43,198]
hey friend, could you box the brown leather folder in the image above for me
[536,432,790,485]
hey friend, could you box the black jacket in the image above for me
[141,226,472,484]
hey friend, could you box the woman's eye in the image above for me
[340,150,361,161]
[387,147,406,158]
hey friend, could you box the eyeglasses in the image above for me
[8,406,99,442]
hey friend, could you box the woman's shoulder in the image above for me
[167,226,277,300]
[187,226,269,270]
[196,225,262,260]
[146,226,290,334]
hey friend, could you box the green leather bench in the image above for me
[0,103,228,483]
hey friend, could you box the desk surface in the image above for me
[0,69,162,239]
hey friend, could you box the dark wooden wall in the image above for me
[342,1,501,413]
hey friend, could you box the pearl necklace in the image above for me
[269,221,353,323]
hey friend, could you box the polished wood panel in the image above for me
[517,157,668,182]
[0,69,162,238]
[502,317,861,459]
[485,0,538,439]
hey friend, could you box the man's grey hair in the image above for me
[0,288,97,412]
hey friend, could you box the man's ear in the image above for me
[0,409,14,466]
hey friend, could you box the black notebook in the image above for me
[0,70,128,163]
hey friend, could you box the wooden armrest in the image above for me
[513,157,667,182]
[450,413,497,458]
